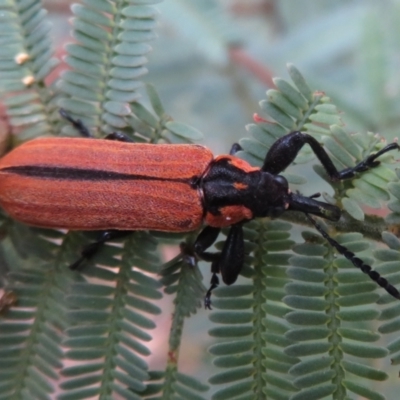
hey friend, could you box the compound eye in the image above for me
[274,175,288,189]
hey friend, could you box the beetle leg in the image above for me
[194,226,221,255]
[59,109,92,137]
[219,224,244,285]
[59,109,134,143]
[70,230,131,270]
[306,214,400,300]
[194,226,221,271]
[204,270,219,310]
[262,131,399,179]
[195,224,244,308]
[194,226,221,308]
[207,224,244,308]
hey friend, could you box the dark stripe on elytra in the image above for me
[2,165,195,184]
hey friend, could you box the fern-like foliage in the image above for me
[1,1,400,399]
[0,0,59,142]
[59,231,163,399]
[286,231,388,400]
[209,220,299,400]
[144,250,210,400]
[58,0,159,137]
[208,64,400,399]
[0,223,74,399]
[374,231,400,368]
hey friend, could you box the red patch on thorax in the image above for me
[233,182,248,190]
[214,155,260,173]
[205,205,253,228]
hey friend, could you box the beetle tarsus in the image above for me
[205,273,219,309]
[59,109,92,138]
[351,142,400,175]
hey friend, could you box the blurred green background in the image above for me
[41,0,400,397]
[47,0,400,151]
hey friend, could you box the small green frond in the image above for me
[241,67,336,175]
[161,252,206,318]
[0,233,78,398]
[284,231,388,400]
[59,231,162,398]
[0,0,59,141]
[127,98,204,144]
[157,254,209,399]
[208,220,298,400]
[59,1,160,137]
[5,221,59,263]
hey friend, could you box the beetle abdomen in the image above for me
[0,138,213,231]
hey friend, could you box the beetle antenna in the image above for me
[305,213,400,300]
